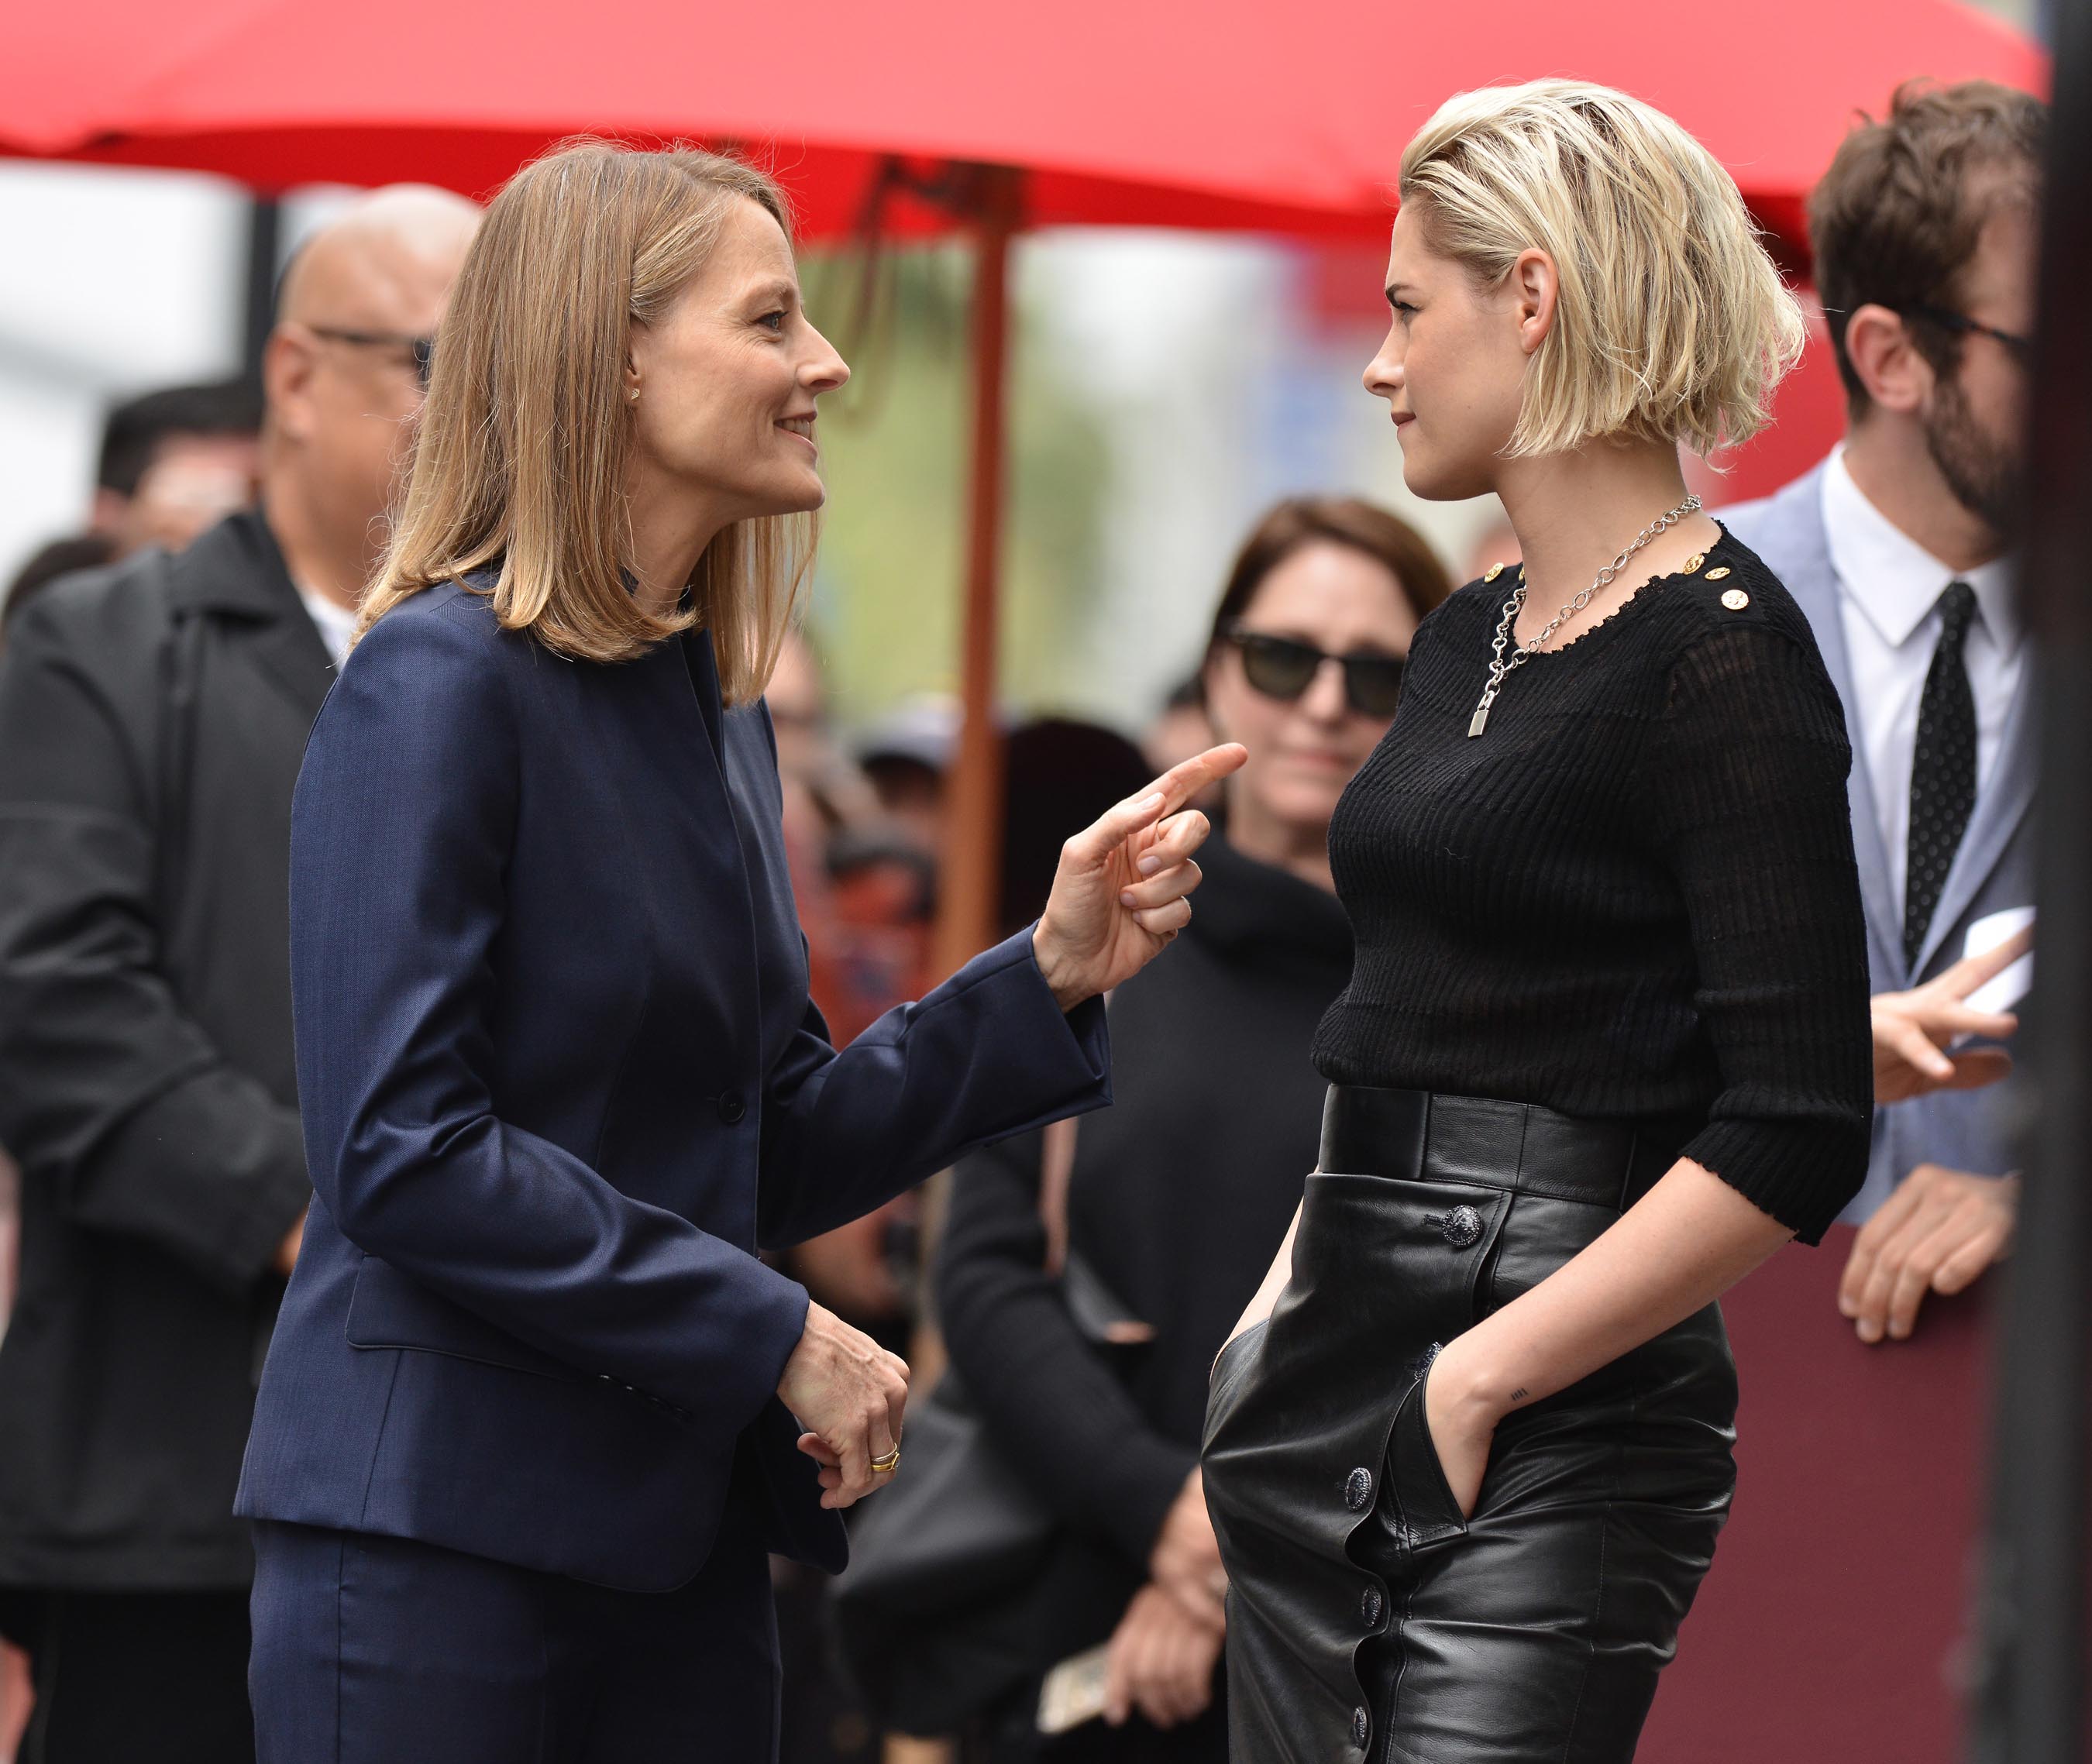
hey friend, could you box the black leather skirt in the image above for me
[1202,1088,1738,1764]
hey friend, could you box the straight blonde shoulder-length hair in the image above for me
[359,140,813,705]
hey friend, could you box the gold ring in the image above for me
[870,1446,901,1474]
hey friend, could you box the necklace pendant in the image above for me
[1467,695,1493,738]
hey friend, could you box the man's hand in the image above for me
[274,1209,307,1278]
[1871,928,2029,1103]
[1839,1165,2018,1343]
[778,1302,910,1508]
[1102,1583,1223,1730]
[1031,745,1246,1011]
[1148,1469,1227,1631]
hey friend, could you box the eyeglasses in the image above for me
[1897,304,2033,366]
[308,325,436,390]
[1223,624,1407,717]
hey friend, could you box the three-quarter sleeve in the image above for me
[1637,621,1874,1242]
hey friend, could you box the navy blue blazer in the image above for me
[236,583,1111,1591]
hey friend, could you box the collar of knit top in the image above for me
[1495,523,1740,662]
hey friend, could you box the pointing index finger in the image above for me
[1068,746,1247,872]
[1148,744,1247,817]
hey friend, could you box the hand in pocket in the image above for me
[1422,1349,1496,1521]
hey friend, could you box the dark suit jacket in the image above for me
[0,512,322,1589]
[235,581,1111,1591]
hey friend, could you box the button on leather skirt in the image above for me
[1202,1088,1739,1764]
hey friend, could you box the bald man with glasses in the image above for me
[0,185,478,1763]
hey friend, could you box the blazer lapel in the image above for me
[667,630,763,992]
[1760,481,1906,961]
[167,512,335,724]
[1912,660,2038,976]
[239,607,336,727]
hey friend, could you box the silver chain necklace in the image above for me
[1467,494,1702,738]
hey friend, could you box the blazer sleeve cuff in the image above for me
[218,1143,320,1287]
[951,926,1111,1112]
[83,1082,312,1293]
[717,1263,813,1435]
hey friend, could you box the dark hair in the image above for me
[1200,497,1454,686]
[1809,80,2045,409]
[999,719,1154,939]
[96,380,262,498]
[2,532,119,634]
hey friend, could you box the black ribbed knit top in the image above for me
[1312,527,1873,1243]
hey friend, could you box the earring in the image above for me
[628,387,639,403]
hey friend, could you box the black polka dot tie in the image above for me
[1904,581,1979,967]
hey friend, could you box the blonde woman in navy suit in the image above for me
[238,142,1242,1762]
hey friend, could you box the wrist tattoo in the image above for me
[1509,1387,1529,1404]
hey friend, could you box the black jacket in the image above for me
[938,834,1351,1597]
[0,511,322,1589]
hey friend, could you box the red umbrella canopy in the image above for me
[6,0,2042,252]
[2,0,2043,967]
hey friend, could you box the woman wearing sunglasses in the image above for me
[1203,501,1437,892]
[1203,81,1874,1764]
[937,498,1449,1760]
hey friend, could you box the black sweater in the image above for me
[1312,527,1873,1243]
[938,836,1353,1569]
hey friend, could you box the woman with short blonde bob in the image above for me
[1202,82,1871,1763]
[237,141,1240,1761]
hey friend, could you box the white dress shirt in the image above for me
[1819,446,2025,910]
[296,583,360,669]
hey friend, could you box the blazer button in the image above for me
[1351,1706,1371,1749]
[1344,1467,1374,1511]
[1360,1584,1384,1628]
[717,1090,747,1125]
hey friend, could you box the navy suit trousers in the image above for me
[249,1504,777,1762]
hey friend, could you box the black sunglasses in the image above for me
[309,325,436,390]
[1896,304,2033,366]
[1223,623,1407,717]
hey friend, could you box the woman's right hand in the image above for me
[778,1302,910,1508]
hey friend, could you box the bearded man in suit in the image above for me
[1727,80,2043,1346]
